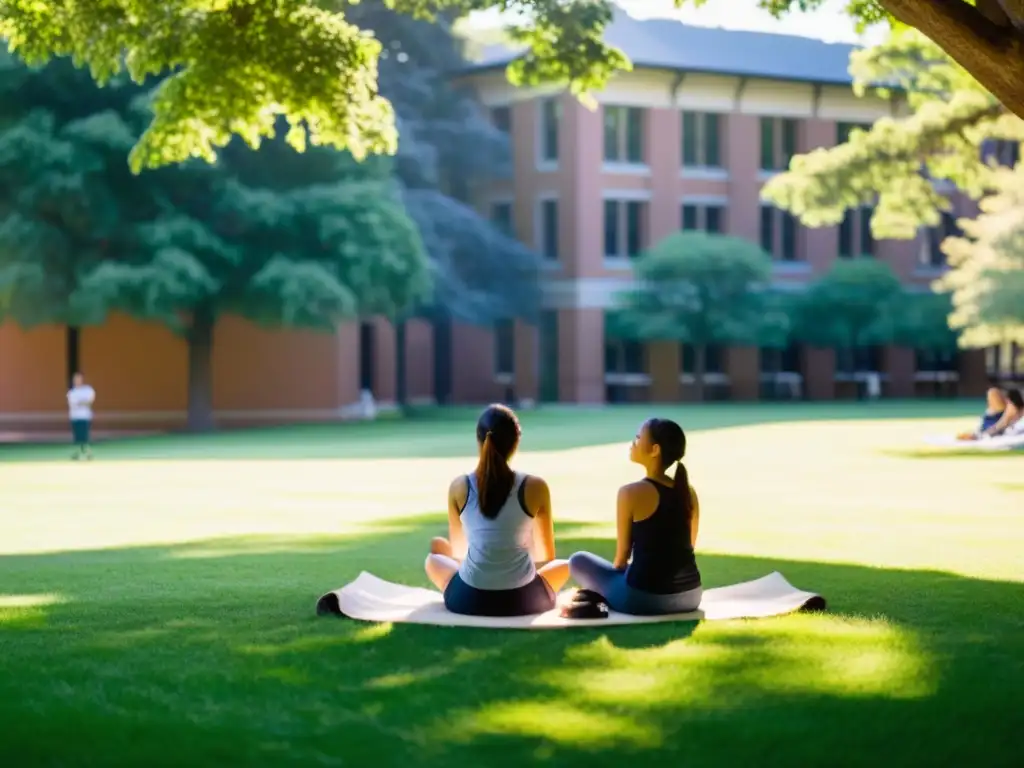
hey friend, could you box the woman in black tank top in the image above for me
[568,418,703,615]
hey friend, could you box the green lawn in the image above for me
[1,402,1021,767]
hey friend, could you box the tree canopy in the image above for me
[6,1,1024,173]
[0,51,431,430]
[937,164,1024,346]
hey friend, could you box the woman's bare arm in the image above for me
[612,485,633,570]
[526,477,557,563]
[447,477,468,560]
[689,486,700,548]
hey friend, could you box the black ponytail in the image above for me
[474,404,522,519]
[647,418,692,517]
[673,460,692,517]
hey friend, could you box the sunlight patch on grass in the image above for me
[456,700,662,749]
[0,594,61,628]
[0,593,62,608]
[548,615,934,707]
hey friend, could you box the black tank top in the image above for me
[625,479,701,594]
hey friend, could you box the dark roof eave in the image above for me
[450,58,889,91]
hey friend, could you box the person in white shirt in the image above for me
[67,372,96,460]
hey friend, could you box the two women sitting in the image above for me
[958,387,1024,441]
[425,404,702,618]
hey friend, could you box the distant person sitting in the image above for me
[424,404,570,617]
[990,388,1024,437]
[67,372,96,460]
[958,387,1010,441]
[568,417,702,616]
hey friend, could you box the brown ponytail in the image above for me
[474,405,522,519]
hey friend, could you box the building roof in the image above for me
[462,6,860,86]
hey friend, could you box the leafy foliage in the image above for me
[937,164,1024,345]
[763,26,1024,239]
[891,289,960,351]
[792,257,902,349]
[614,231,778,346]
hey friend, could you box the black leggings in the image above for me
[443,573,556,617]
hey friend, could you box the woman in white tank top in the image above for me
[424,404,570,616]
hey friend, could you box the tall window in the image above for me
[760,344,802,373]
[604,199,647,258]
[491,106,511,134]
[681,111,722,168]
[539,98,561,163]
[540,199,559,260]
[494,319,515,377]
[836,121,871,144]
[681,344,725,374]
[838,206,875,258]
[603,106,645,164]
[760,206,800,261]
[490,202,513,236]
[605,340,647,374]
[836,346,882,374]
[920,211,959,268]
[681,203,725,233]
[760,116,798,171]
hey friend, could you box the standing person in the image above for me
[67,372,96,460]
[424,403,571,617]
[568,417,703,615]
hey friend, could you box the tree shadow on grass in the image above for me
[0,400,981,463]
[0,516,1020,767]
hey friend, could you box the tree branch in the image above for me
[881,0,1024,120]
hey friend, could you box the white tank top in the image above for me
[458,472,537,590]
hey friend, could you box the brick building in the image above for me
[0,10,999,432]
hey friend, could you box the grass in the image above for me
[0,401,1021,767]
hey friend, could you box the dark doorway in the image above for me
[433,314,452,405]
[66,326,80,388]
[359,322,375,394]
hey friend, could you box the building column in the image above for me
[558,307,604,403]
[648,341,681,402]
[337,322,362,410]
[562,94,603,278]
[371,317,397,405]
[958,349,989,396]
[514,320,538,403]
[802,346,836,400]
[727,346,760,401]
[801,119,840,276]
[404,319,434,405]
[725,114,760,241]
[883,346,915,398]
[647,108,682,245]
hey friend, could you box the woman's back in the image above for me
[626,479,701,594]
[458,472,536,590]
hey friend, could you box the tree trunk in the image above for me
[882,0,1024,121]
[186,308,216,433]
[395,318,408,411]
[694,344,707,402]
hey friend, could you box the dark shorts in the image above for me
[71,419,91,445]
[443,572,556,617]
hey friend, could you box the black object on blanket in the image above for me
[560,589,609,620]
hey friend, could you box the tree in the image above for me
[613,231,778,400]
[0,53,431,431]
[8,1,1024,175]
[793,258,902,367]
[937,164,1024,345]
[762,25,1024,240]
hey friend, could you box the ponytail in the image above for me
[476,432,516,519]
[673,460,692,519]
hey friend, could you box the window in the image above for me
[837,121,871,144]
[605,340,646,374]
[839,206,875,258]
[760,206,801,261]
[540,199,559,259]
[604,199,647,258]
[760,116,798,171]
[681,111,722,168]
[539,98,561,163]
[761,345,802,373]
[915,348,957,373]
[980,139,1019,167]
[682,344,725,374]
[681,203,725,233]
[494,319,515,377]
[490,202,513,236]
[920,211,959,268]
[603,106,645,164]
[491,106,511,134]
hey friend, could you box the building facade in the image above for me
[0,13,1005,431]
